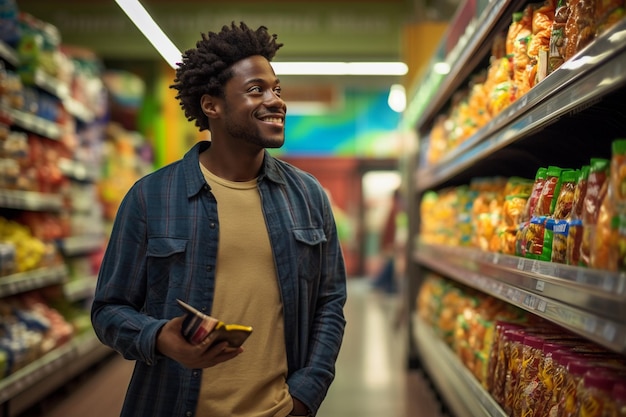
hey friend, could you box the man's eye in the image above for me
[274,87,282,97]
[249,86,262,93]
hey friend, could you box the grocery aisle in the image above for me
[16,278,444,417]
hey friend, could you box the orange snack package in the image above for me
[566,165,590,265]
[528,0,557,84]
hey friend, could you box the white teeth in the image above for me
[262,117,283,124]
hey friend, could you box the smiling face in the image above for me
[204,55,287,150]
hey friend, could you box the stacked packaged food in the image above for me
[417,273,626,417]
[426,0,625,165]
[420,138,626,272]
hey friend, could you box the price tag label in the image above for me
[531,261,540,274]
[602,276,615,292]
[602,323,617,342]
[537,299,547,312]
[524,295,538,309]
[583,316,597,333]
[493,253,500,264]
[536,280,545,292]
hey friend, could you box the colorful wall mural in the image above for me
[276,88,404,158]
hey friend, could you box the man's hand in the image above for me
[156,316,243,369]
[291,398,311,416]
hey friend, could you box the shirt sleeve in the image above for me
[91,182,168,365]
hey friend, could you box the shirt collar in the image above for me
[183,141,286,198]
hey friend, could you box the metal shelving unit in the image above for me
[0,265,68,298]
[0,189,64,212]
[0,331,112,416]
[414,315,508,417]
[415,18,626,192]
[404,0,626,415]
[415,243,626,353]
[0,39,108,417]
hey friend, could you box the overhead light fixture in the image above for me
[115,0,407,77]
[387,84,406,113]
[115,0,182,69]
[272,62,408,76]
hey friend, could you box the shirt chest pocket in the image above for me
[147,237,188,294]
[293,228,326,282]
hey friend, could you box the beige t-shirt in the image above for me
[195,165,292,417]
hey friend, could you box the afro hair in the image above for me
[170,22,283,131]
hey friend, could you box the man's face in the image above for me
[219,55,287,149]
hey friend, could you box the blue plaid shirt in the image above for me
[91,141,347,417]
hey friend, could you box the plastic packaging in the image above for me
[503,330,527,414]
[552,169,579,264]
[580,158,610,267]
[578,370,618,417]
[516,335,545,417]
[488,321,526,403]
[607,381,626,417]
[567,165,590,265]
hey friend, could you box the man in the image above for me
[91,22,347,417]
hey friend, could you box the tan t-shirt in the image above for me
[196,165,292,417]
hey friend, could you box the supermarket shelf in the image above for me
[0,40,95,124]
[58,157,99,182]
[0,189,64,211]
[63,275,97,302]
[0,40,19,67]
[413,315,507,417]
[0,330,113,417]
[0,265,68,298]
[30,70,95,123]
[412,0,526,132]
[57,235,104,257]
[0,104,63,140]
[415,243,626,353]
[414,18,626,192]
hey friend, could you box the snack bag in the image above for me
[566,165,590,265]
[575,0,598,55]
[552,170,579,263]
[590,186,617,270]
[610,138,626,209]
[516,168,548,256]
[595,0,625,36]
[612,139,626,271]
[527,0,557,84]
[579,158,610,267]
[549,0,571,72]
[526,166,563,259]
[501,194,531,254]
[511,5,534,98]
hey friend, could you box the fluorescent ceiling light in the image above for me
[115,0,407,76]
[272,62,408,76]
[115,0,182,69]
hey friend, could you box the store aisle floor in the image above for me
[18,279,443,417]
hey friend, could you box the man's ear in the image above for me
[201,94,220,119]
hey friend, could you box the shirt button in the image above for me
[206,265,213,271]
[192,370,199,378]
[210,223,216,229]
[185,411,193,417]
